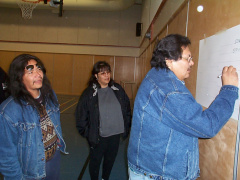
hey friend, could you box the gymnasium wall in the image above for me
[0,51,139,98]
[139,0,240,179]
[0,5,141,57]
[0,1,185,98]
[0,4,142,97]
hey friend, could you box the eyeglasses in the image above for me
[25,64,43,75]
[98,71,111,76]
[181,56,193,63]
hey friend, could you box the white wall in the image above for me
[139,0,186,55]
[140,0,162,39]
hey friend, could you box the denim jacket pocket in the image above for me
[46,105,60,116]
[18,122,35,147]
[46,106,60,122]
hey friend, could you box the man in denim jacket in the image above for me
[0,54,68,180]
[128,34,239,180]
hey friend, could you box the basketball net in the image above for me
[17,0,40,19]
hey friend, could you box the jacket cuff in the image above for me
[220,85,239,100]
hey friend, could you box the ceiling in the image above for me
[0,0,142,11]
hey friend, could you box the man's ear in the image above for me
[95,74,98,79]
[165,59,173,69]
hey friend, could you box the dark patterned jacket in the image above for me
[75,82,131,147]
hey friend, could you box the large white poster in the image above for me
[196,25,240,120]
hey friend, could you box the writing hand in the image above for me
[222,66,238,87]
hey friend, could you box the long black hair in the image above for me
[8,54,58,109]
[88,61,114,88]
[151,34,191,69]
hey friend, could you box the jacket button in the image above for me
[144,173,146,176]
[41,158,44,161]
[150,175,153,178]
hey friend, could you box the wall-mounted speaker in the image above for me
[136,23,142,37]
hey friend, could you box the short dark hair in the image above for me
[88,61,114,88]
[151,34,191,69]
[8,54,57,108]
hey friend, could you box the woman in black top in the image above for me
[75,61,131,180]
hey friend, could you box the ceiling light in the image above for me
[197,5,203,12]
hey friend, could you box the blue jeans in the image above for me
[45,150,61,180]
[128,167,153,180]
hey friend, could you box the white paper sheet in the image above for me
[196,25,240,120]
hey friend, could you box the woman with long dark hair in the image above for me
[76,61,131,180]
[0,54,67,180]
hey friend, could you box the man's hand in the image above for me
[222,66,238,87]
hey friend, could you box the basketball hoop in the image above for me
[17,0,40,19]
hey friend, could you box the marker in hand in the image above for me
[217,74,222,78]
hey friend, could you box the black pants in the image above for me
[89,134,120,180]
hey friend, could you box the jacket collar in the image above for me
[92,83,119,97]
[167,69,185,85]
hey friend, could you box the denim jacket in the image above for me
[0,94,67,180]
[128,68,238,180]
